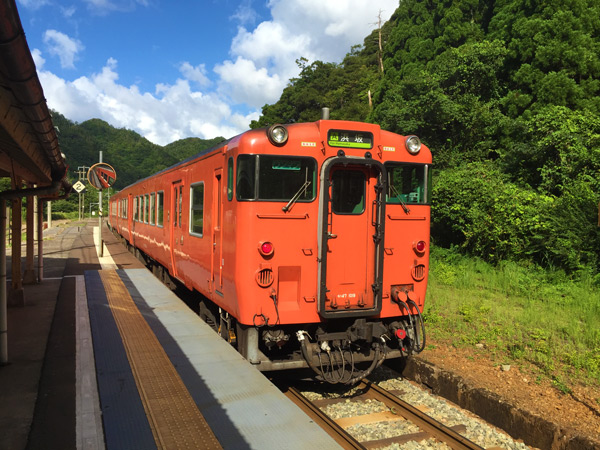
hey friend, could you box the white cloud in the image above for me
[38,58,247,146]
[61,5,77,18]
[17,0,50,10]
[214,57,284,108]
[31,48,45,69]
[83,0,149,14]
[43,29,84,69]
[232,0,259,26]
[179,62,210,87]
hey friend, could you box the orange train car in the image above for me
[109,115,432,384]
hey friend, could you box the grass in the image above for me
[424,246,600,389]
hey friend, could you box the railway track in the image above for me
[283,378,488,450]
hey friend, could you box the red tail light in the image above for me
[259,241,274,256]
[414,240,426,254]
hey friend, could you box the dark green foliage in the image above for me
[433,162,600,273]
[488,0,600,116]
[372,40,509,166]
[500,106,600,194]
[433,162,553,262]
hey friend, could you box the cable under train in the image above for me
[108,111,431,384]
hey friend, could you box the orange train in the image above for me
[109,114,431,384]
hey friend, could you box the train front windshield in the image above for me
[385,163,431,205]
[236,155,317,202]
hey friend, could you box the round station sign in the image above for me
[87,163,117,190]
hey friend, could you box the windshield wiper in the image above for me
[389,184,410,214]
[283,167,311,212]
[282,180,311,212]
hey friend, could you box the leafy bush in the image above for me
[433,161,551,261]
[433,161,600,274]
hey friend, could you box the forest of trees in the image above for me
[52,0,600,278]
[251,0,600,277]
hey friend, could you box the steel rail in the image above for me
[283,386,366,450]
[356,380,484,450]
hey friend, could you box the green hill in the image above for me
[52,112,224,190]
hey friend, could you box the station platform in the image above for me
[0,220,339,449]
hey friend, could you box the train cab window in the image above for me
[385,163,431,205]
[236,154,316,202]
[227,157,234,201]
[190,182,204,236]
[157,191,164,226]
[331,170,366,214]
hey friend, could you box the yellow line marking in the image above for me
[99,269,222,449]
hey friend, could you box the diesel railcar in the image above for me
[109,115,431,384]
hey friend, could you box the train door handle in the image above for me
[327,232,337,239]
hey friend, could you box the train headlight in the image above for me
[267,124,289,146]
[405,135,421,155]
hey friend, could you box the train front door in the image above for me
[318,158,386,318]
[170,180,184,279]
[211,169,223,295]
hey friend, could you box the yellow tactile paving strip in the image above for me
[99,269,222,450]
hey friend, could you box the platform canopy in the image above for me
[0,0,69,194]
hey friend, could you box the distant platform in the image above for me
[84,268,340,449]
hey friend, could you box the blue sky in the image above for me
[17,0,398,145]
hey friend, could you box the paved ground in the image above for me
[0,219,144,450]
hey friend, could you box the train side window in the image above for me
[133,197,137,221]
[385,163,431,205]
[190,182,204,236]
[156,191,163,227]
[149,192,155,225]
[144,194,148,223]
[227,157,234,201]
[236,155,256,200]
[138,196,142,221]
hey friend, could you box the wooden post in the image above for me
[9,196,23,306]
[23,194,36,284]
[0,199,7,364]
[37,198,43,282]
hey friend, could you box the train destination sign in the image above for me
[87,162,117,190]
[327,129,373,149]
